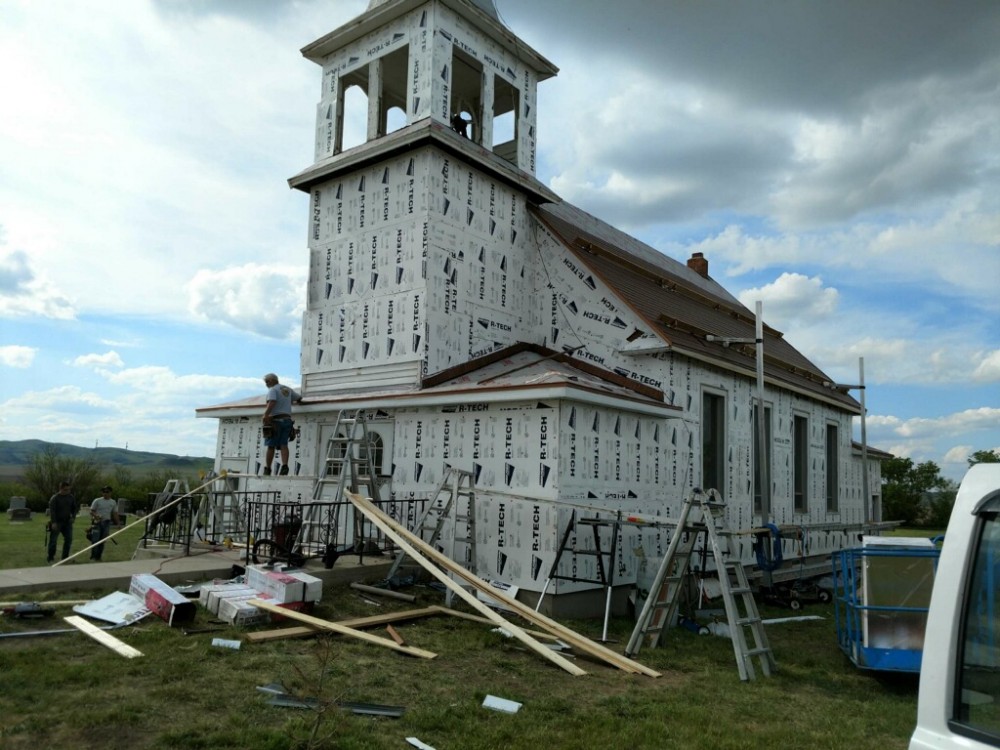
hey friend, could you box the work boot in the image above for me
[263,466,272,476]
[279,465,289,475]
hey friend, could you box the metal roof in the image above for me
[196,344,679,418]
[534,201,861,413]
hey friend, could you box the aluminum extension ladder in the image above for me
[625,488,777,681]
[385,467,476,604]
[303,409,383,551]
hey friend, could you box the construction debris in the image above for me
[247,598,438,660]
[347,491,661,678]
[482,695,522,714]
[64,615,142,659]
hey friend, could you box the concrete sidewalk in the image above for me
[0,548,392,599]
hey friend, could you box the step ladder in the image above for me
[140,479,193,553]
[385,468,476,604]
[303,409,384,553]
[625,488,776,681]
[191,473,245,544]
[534,510,621,642]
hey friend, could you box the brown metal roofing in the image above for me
[533,201,861,413]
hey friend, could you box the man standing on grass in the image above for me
[88,485,120,561]
[47,480,78,563]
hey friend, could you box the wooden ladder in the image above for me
[625,488,777,681]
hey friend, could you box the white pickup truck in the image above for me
[910,463,1000,749]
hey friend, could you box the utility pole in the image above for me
[706,300,771,550]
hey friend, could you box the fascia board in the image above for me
[197,384,680,421]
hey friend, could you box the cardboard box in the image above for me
[218,595,272,627]
[129,574,196,627]
[202,583,258,615]
[246,565,305,604]
[286,571,324,603]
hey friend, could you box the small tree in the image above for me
[882,457,950,526]
[22,445,104,512]
[968,449,1000,466]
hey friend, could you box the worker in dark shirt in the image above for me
[47,481,79,563]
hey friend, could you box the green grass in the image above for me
[0,519,920,750]
[1,514,148,568]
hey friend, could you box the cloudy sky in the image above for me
[1,0,997,482]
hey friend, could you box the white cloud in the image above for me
[880,407,1000,440]
[737,273,839,324]
[187,263,307,340]
[0,345,36,368]
[972,349,1000,382]
[0,247,76,319]
[943,445,974,465]
[73,351,125,369]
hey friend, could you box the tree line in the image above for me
[0,445,208,514]
[882,449,1000,528]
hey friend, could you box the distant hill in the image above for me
[0,440,213,477]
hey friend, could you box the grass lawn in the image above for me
[0,516,921,750]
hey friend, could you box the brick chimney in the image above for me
[687,252,709,278]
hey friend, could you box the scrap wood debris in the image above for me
[346,491,661,678]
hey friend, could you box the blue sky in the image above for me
[0,0,997,482]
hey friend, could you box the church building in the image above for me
[197,0,886,609]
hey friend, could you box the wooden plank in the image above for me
[386,625,406,646]
[429,606,562,642]
[64,616,143,659]
[244,606,442,643]
[348,492,660,678]
[246,599,438,659]
[345,492,587,677]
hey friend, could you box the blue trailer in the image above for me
[832,537,941,673]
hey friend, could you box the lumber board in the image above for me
[345,492,587,677]
[386,625,406,646]
[64,616,142,659]
[348,492,660,678]
[244,606,442,643]
[429,606,561,642]
[247,599,437,659]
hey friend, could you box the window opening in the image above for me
[826,423,839,512]
[702,392,726,495]
[360,432,385,475]
[753,404,773,513]
[953,501,1000,743]
[794,415,809,513]
[450,47,483,143]
[379,45,409,135]
[492,73,519,164]
[338,66,369,152]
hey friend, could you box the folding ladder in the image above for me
[385,467,476,601]
[302,409,383,552]
[626,488,777,681]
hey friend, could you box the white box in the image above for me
[206,585,258,616]
[218,595,272,627]
[286,571,323,603]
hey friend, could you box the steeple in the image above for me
[293,0,557,182]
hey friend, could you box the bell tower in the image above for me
[290,0,558,396]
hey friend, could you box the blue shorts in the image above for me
[265,418,294,448]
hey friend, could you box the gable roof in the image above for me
[533,201,860,413]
